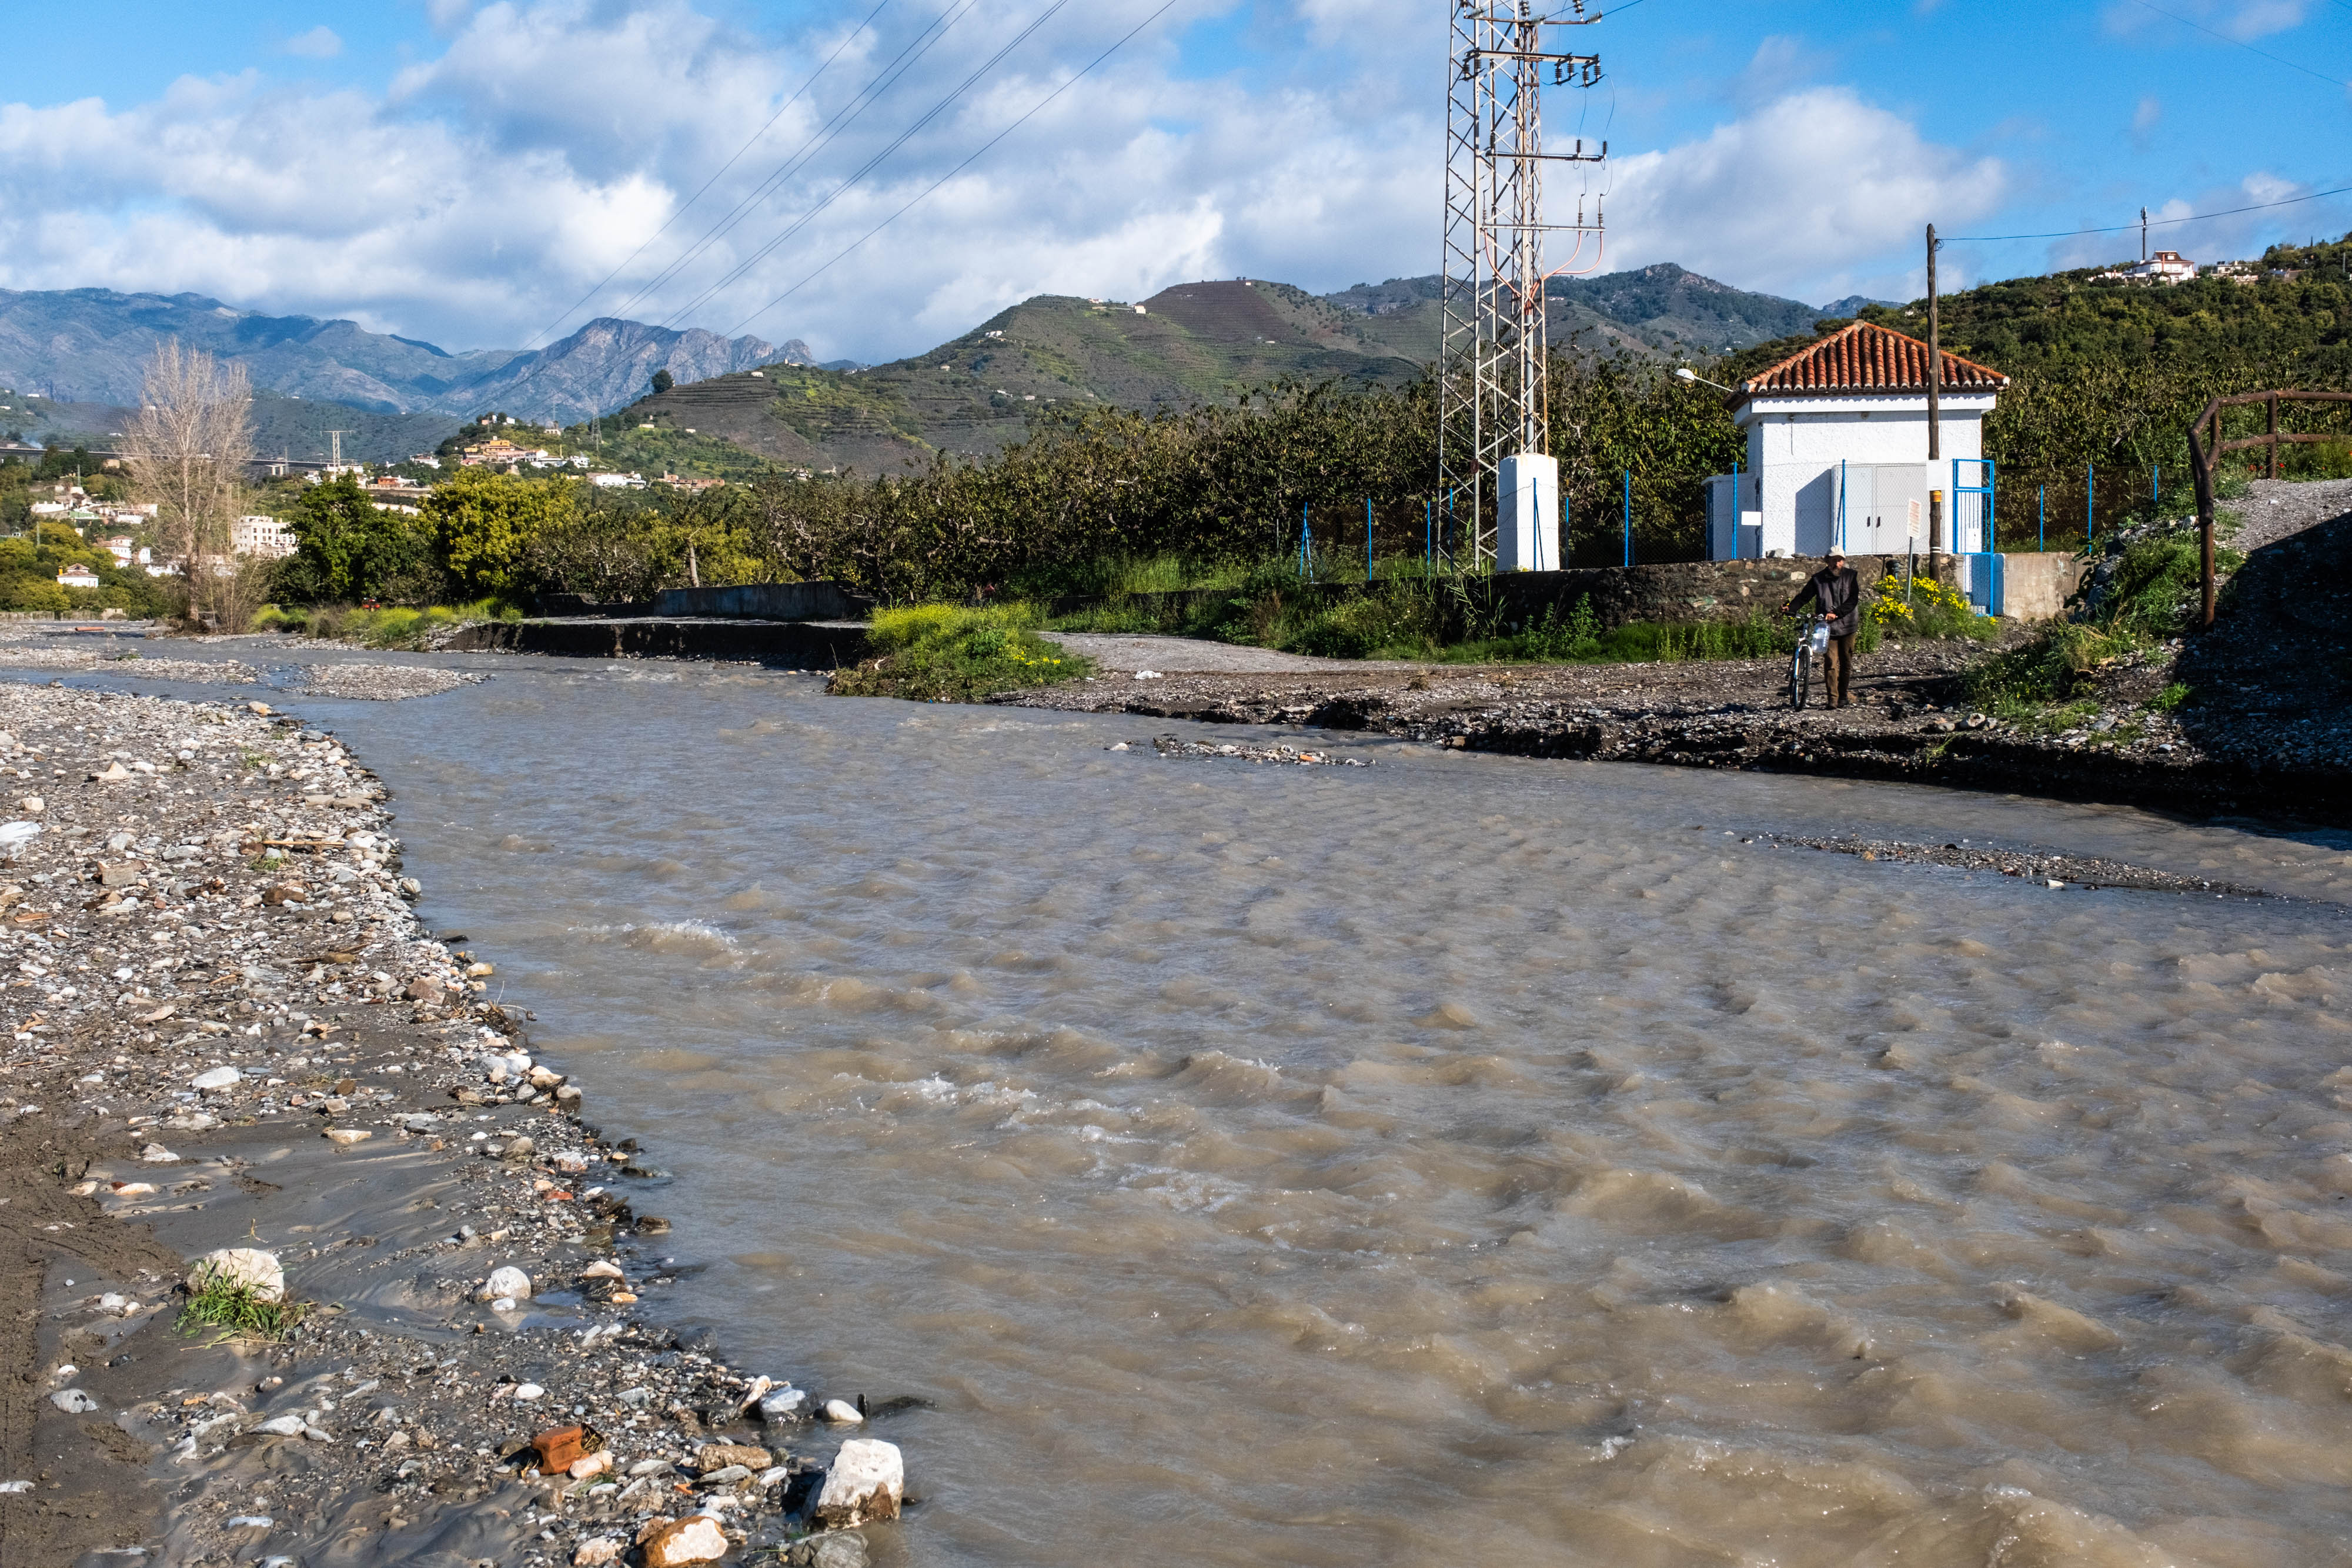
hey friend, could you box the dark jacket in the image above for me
[1787,565,1860,637]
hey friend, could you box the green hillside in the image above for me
[607,266,1828,475]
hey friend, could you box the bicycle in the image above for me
[1789,611,1828,710]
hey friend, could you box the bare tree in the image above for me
[121,340,254,626]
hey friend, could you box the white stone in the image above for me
[189,1247,284,1303]
[253,1415,308,1436]
[813,1438,903,1526]
[640,1514,729,1567]
[190,1065,241,1091]
[573,1538,625,1566]
[757,1387,807,1423]
[822,1398,863,1424]
[48,1389,98,1413]
[513,1383,544,1401]
[481,1265,532,1300]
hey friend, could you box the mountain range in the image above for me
[0,265,1887,468]
[612,263,1884,473]
[0,288,811,429]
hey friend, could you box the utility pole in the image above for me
[2140,206,2149,262]
[1439,0,1605,572]
[1925,223,1943,558]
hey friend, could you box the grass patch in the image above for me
[830,603,1095,701]
[255,599,523,648]
[1968,525,2241,713]
[178,1263,306,1341]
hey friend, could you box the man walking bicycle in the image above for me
[1784,549,1860,708]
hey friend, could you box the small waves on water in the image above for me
[309,658,2352,1568]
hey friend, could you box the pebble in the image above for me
[513,1382,545,1401]
[253,1415,309,1436]
[49,1389,99,1413]
[323,1127,372,1145]
[639,1513,730,1567]
[189,1065,242,1090]
[573,1539,625,1567]
[483,1264,533,1300]
[822,1398,864,1424]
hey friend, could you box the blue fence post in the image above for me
[2039,484,2045,551]
[1621,469,1632,567]
[1839,458,1848,553]
[1365,498,1373,580]
[2087,462,2094,549]
[2153,464,2159,514]
[1299,502,1310,579]
[1424,499,1432,575]
[1732,459,1742,559]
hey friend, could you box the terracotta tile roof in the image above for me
[1733,320,2007,404]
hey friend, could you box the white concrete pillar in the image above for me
[1498,453,1559,572]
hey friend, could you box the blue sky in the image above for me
[1,0,2345,361]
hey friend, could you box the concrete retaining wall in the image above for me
[446,618,869,665]
[1053,553,2080,632]
[536,581,873,621]
[650,581,873,620]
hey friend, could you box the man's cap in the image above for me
[1825,548,1847,559]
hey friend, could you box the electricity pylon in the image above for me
[1438,0,1605,569]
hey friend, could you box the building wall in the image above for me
[1729,393,1996,558]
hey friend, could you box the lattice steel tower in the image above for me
[1438,1,1605,569]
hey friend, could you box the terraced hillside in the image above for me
[1328,263,1830,363]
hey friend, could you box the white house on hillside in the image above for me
[1705,321,2008,560]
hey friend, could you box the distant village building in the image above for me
[660,474,724,492]
[55,564,100,589]
[1705,320,2007,561]
[588,472,647,489]
[232,515,298,559]
[460,438,553,468]
[2094,250,2197,286]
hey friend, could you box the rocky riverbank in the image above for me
[0,683,901,1568]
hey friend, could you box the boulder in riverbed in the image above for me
[814,1439,903,1526]
[481,1265,532,1301]
[189,1247,283,1302]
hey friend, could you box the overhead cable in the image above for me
[612,0,989,326]
[1942,182,2352,242]
[523,0,891,350]
[726,0,1185,336]
[665,0,1084,330]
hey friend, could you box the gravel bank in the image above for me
[0,684,900,1568]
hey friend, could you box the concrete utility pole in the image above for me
[1925,223,1943,557]
[2140,206,2150,262]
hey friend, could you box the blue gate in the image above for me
[1952,458,2002,616]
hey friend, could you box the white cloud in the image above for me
[2045,172,2330,271]
[283,25,343,59]
[1598,88,2006,303]
[0,0,2018,367]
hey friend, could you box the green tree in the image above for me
[277,477,441,603]
[427,467,576,599]
[650,369,675,395]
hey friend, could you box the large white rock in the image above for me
[190,1066,242,1091]
[188,1248,283,1303]
[814,1439,903,1526]
[639,1514,729,1567]
[480,1265,532,1301]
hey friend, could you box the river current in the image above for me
[61,651,2352,1566]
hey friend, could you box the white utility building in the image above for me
[1705,321,2008,561]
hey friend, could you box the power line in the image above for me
[2127,0,2351,92]
[669,0,1085,332]
[522,0,891,351]
[1942,181,2352,242]
[607,0,988,328]
[726,0,1184,337]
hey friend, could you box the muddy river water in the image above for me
[67,650,2352,1566]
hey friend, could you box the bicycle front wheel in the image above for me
[1790,647,1809,710]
